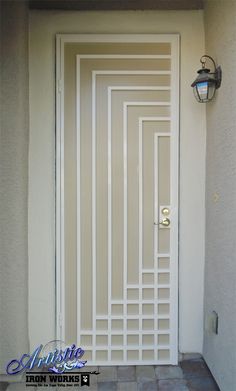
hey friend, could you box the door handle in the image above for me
[154,218,171,227]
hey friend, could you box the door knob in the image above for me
[154,217,171,227]
[160,217,170,227]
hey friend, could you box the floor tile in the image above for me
[4,384,34,391]
[95,360,219,391]
[117,382,138,391]
[117,366,136,381]
[180,359,211,379]
[136,366,155,382]
[98,366,117,382]
[137,380,158,391]
[187,376,220,391]
[84,385,98,391]
[158,379,189,391]
[155,365,184,380]
[98,381,117,391]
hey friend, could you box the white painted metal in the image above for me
[76,49,81,349]
[170,36,179,365]
[56,35,61,342]
[57,33,179,44]
[94,70,171,75]
[56,34,179,365]
[138,117,143,361]
[123,94,128,362]
[56,35,65,342]
[123,102,170,107]
[106,85,171,364]
[78,54,171,59]
[140,118,171,362]
[108,86,171,91]
[91,71,97,362]
[107,76,112,363]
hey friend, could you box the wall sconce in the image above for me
[191,55,222,103]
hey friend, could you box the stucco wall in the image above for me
[0,0,29,378]
[29,10,206,354]
[203,1,236,390]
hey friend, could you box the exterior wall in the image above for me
[29,10,206,354]
[0,0,29,377]
[204,1,236,390]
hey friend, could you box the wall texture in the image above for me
[29,10,206,354]
[204,1,236,390]
[0,0,29,380]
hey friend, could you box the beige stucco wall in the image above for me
[0,0,29,378]
[29,10,206,354]
[204,1,236,390]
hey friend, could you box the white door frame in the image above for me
[56,33,179,364]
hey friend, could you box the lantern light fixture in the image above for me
[191,55,222,103]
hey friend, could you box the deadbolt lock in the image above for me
[161,207,170,216]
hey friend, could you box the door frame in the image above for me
[56,33,179,364]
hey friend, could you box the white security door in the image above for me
[57,34,179,365]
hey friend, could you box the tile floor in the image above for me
[0,357,221,390]
[81,357,220,391]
